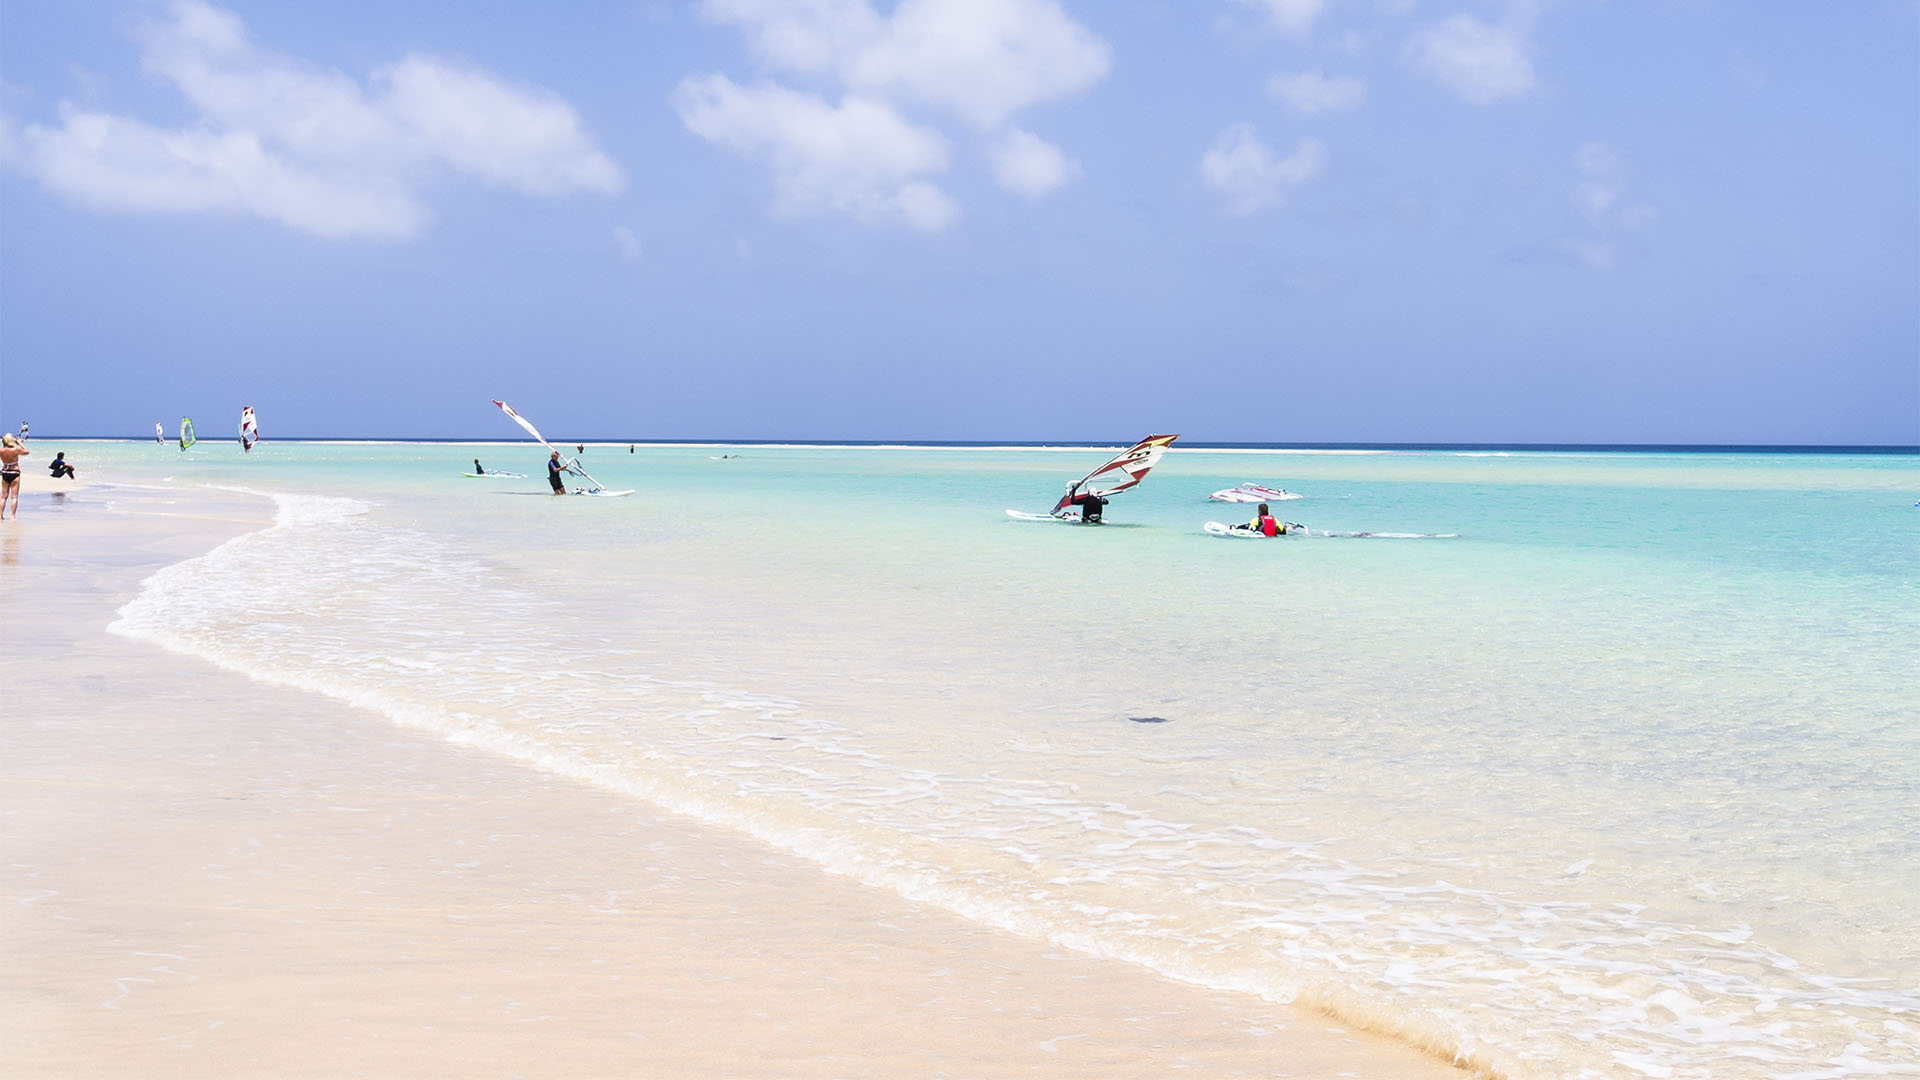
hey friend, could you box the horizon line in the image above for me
[30,436,1920,454]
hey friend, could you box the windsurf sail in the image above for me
[1208,482,1302,503]
[1050,434,1180,515]
[239,406,259,452]
[179,417,196,450]
[154,422,165,444]
[491,399,609,491]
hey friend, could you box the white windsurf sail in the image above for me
[492,399,612,492]
[179,416,196,450]
[154,422,165,444]
[1208,482,1301,503]
[239,406,260,452]
[1050,434,1180,514]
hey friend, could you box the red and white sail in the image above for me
[239,406,260,452]
[1051,434,1180,513]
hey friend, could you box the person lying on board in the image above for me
[1247,503,1281,536]
[47,452,76,479]
[1236,503,1303,536]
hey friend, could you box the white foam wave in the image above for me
[105,490,1920,1080]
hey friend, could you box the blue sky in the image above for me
[2,0,1915,443]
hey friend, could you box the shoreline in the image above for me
[2,483,1475,1078]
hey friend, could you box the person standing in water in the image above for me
[547,450,572,494]
[1,433,29,518]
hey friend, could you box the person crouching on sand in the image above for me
[48,452,76,479]
[0,433,29,518]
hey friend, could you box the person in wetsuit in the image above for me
[473,458,486,475]
[47,452,76,479]
[1246,502,1280,536]
[1061,482,1108,524]
[547,450,570,494]
[1236,502,1302,537]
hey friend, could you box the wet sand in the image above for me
[1,482,1472,1079]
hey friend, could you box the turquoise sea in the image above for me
[59,438,1920,1079]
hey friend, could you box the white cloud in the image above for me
[1562,141,1656,268]
[5,0,622,238]
[1404,14,1534,105]
[674,74,957,231]
[703,0,882,75]
[613,225,643,261]
[1236,0,1324,36]
[1572,141,1654,230]
[990,127,1080,198]
[1200,123,1325,216]
[380,57,624,196]
[688,0,1105,225]
[1267,70,1366,114]
[843,0,1110,129]
[703,0,1109,129]
[19,106,422,238]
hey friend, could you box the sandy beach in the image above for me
[2,481,1470,1079]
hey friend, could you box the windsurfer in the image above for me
[547,450,571,494]
[473,458,486,475]
[1235,503,1301,537]
[1,433,28,518]
[1248,503,1280,537]
[1061,483,1108,523]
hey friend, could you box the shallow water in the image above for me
[78,438,1920,1079]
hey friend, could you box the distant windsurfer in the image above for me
[473,458,486,475]
[1,433,28,518]
[155,422,165,444]
[548,450,572,494]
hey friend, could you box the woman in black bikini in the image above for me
[0,432,28,519]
